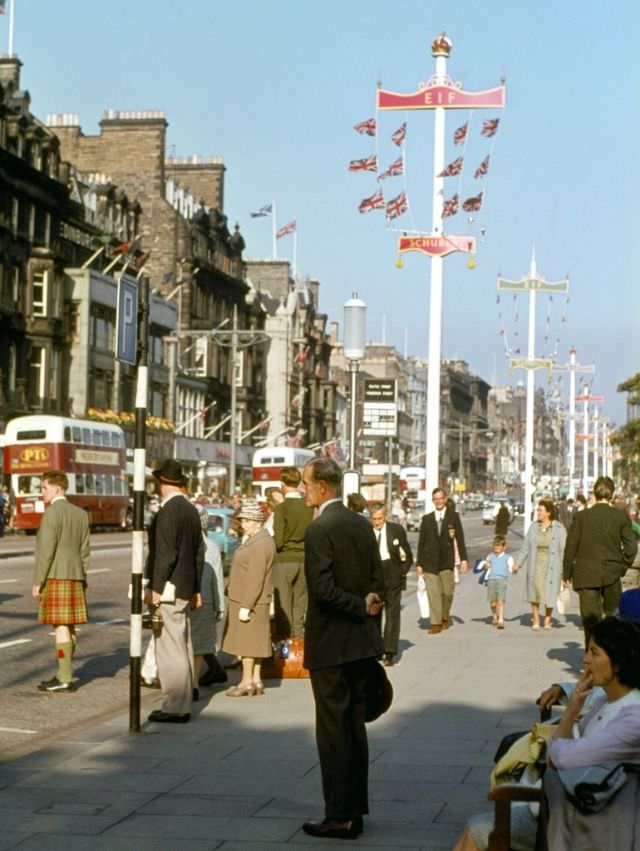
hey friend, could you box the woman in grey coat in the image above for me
[515,498,567,630]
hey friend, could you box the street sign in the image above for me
[377,83,506,111]
[398,234,476,258]
[362,402,398,437]
[364,379,396,403]
[116,276,138,365]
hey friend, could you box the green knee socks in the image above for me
[56,642,73,683]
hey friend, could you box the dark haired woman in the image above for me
[515,499,566,630]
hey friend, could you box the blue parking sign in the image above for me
[116,276,138,364]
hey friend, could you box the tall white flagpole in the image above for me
[293,218,297,280]
[8,0,15,56]
[272,199,277,260]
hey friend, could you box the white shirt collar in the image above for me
[317,497,341,516]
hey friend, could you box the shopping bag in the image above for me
[556,585,572,615]
[417,575,429,619]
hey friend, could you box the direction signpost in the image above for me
[376,33,505,498]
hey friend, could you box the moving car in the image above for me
[206,507,240,573]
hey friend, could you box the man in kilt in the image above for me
[32,471,90,693]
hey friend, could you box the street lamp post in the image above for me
[343,293,367,471]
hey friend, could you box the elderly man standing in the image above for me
[32,471,90,693]
[301,458,384,841]
[370,503,413,666]
[563,475,637,644]
[415,487,468,634]
[145,460,203,724]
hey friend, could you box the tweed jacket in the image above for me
[226,527,275,610]
[304,501,384,670]
[416,506,467,574]
[34,498,90,587]
[563,502,638,590]
[145,493,203,599]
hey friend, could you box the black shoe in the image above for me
[303,818,360,839]
[192,688,200,702]
[382,653,395,667]
[148,710,190,724]
[38,677,76,693]
[199,670,228,686]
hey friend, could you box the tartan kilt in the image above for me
[38,579,88,625]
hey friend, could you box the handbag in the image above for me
[417,575,429,619]
[558,763,628,814]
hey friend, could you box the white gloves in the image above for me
[238,607,251,622]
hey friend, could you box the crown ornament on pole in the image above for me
[432,32,452,58]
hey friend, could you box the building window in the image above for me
[11,198,18,233]
[8,344,16,393]
[32,270,48,316]
[29,345,46,401]
[90,307,115,351]
[49,348,60,403]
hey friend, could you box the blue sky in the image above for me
[7,0,639,423]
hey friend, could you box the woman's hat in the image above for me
[152,459,187,486]
[236,497,264,523]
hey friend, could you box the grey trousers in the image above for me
[155,598,194,715]
[425,570,455,627]
[273,561,307,638]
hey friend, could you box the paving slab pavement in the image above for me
[0,563,584,849]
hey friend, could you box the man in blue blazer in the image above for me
[302,458,384,840]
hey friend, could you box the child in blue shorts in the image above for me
[482,535,517,629]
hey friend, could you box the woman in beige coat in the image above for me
[222,497,275,696]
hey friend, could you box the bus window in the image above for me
[85,473,94,493]
[114,478,122,495]
[95,475,104,495]
[72,426,81,442]
[102,432,111,446]
[64,426,71,442]
[76,474,84,494]
[18,475,41,495]
[92,430,101,446]
[104,475,113,494]
[82,428,91,444]
[111,432,121,448]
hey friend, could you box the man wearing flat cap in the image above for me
[145,459,203,724]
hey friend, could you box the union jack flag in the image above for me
[391,122,406,146]
[474,155,490,179]
[481,118,500,137]
[378,156,403,181]
[358,189,385,213]
[276,220,297,239]
[386,191,408,220]
[462,192,483,212]
[442,194,459,218]
[353,117,376,136]
[453,122,468,146]
[437,157,463,178]
[348,155,377,173]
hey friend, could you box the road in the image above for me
[0,514,524,762]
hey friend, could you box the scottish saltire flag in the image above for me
[453,122,468,146]
[442,194,459,218]
[358,189,385,213]
[386,192,408,220]
[391,122,406,146]
[378,156,403,181]
[462,192,483,212]
[474,156,490,179]
[353,117,376,136]
[481,118,500,137]
[437,157,463,178]
[276,220,296,239]
[250,203,273,218]
[348,155,377,172]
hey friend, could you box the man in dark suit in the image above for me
[145,460,203,724]
[415,488,468,634]
[563,476,637,644]
[302,458,384,841]
[370,503,413,665]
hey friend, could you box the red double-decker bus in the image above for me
[3,415,128,530]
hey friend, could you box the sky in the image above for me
[6,0,639,425]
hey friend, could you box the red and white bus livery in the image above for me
[252,446,316,499]
[3,415,128,530]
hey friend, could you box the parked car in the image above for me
[406,501,426,532]
[206,507,240,573]
[481,498,515,526]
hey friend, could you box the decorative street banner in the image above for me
[377,83,506,111]
[398,234,476,258]
[497,276,570,294]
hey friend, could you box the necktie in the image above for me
[437,512,442,535]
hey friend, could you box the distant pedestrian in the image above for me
[415,487,468,633]
[272,467,312,639]
[263,486,284,536]
[563,476,637,645]
[370,503,413,665]
[515,498,566,630]
[555,496,572,531]
[347,492,368,516]
[480,535,517,629]
[32,471,90,693]
[494,502,510,537]
[145,460,203,724]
